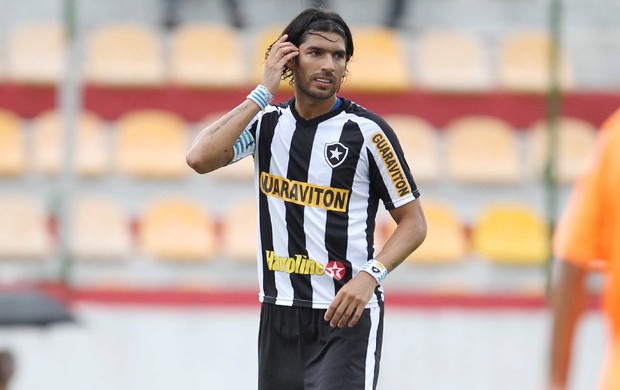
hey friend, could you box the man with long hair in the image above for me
[187,8,426,389]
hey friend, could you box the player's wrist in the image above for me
[359,259,388,285]
[246,84,274,110]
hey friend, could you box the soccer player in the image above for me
[187,8,426,389]
[547,107,620,390]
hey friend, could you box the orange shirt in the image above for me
[554,108,620,340]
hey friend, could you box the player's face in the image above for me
[292,31,347,101]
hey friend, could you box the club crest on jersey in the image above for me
[324,141,349,168]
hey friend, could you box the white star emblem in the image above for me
[330,147,343,160]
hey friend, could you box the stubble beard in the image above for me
[294,73,341,101]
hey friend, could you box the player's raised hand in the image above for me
[262,34,299,95]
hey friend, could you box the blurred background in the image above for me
[0,0,618,388]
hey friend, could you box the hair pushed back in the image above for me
[265,7,354,85]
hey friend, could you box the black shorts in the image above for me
[258,302,384,390]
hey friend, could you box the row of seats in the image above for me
[0,107,597,184]
[0,194,550,266]
[0,22,574,93]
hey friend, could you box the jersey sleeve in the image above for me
[553,124,616,269]
[367,124,420,210]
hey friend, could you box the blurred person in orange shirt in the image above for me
[547,107,620,390]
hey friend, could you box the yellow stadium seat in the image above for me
[31,111,63,175]
[342,27,411,92]
[138,197,216,261]
[415,31,492,92]
[32,110,111,176]
[195,111,255,181]
[384,114,440,183]
[6,22,65,84]
[498,31,574,93]
[526,117,597,183]
[472,203,549,265]
[115,109,190,178]
[379,201,467,264]
[445,115,521,184]
[0,195,51,259]
[0,109,26,176]
[221,198,258,262]
[84,23,165,87]
[170,23,248,88]
[70,196,132,260]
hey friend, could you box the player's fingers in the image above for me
[275,50,299,68]
[327,299,349,328]
[324,296,341,322]
[330,304,347,328]
[268,41,297,61]
[347,305,365,328]
[337,304,356,328]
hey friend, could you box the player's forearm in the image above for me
[375,200,426,273]
[186,99,260,174]
[548,261,587,389]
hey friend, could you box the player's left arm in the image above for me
[325,199,426,328]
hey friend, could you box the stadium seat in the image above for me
[138,197,216,261]
[379,200,467,264]
[31,110,63,175]
[31,110,110,176]
[384,114,440,183]
[498,30,574,93]
[70,196,132,260]
[195,112,255,181]
[0,109,26,177]
[341,27,411,92]
[115,109,190,178]
[445,115,521,184]
[220,198,258,262]
[0,195,51,259]
[84,23,165,87]
[526,116,597,183]
[471,203,549,265]
[6,22,65,84]
[415,31,492,92]
[170,23,248,88]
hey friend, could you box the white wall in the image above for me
[0,304,605,390]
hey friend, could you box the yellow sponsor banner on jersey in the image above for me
[371,132,411,198]
[265,250,325,276]
[260,172,350,212]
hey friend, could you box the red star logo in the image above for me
[325,261,346,281]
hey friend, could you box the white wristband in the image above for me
[246,84,274,110]
[360,259,388,284]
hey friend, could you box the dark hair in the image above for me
[265,8,354,86]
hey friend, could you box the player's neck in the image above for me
[294,94,337,120]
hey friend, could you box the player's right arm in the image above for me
[547,261,588,390]
[186,34,298,174]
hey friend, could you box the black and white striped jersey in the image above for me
[231,97,420,309]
